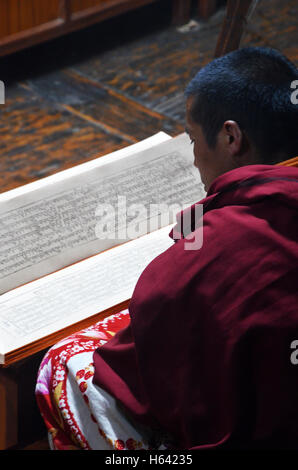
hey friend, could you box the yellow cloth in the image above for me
[276,156,298,167]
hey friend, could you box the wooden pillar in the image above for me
[198,0,217,19]
[59,0,71,23]
[172,0,192,25]
[214,0,253,57]
[0,369,18,449]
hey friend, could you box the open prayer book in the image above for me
[0,132,205,365]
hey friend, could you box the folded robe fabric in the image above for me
[93,163,298,450]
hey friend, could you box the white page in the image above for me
[0,132,170,202]
[0,132,170,295]
[0,225,175,363]
[0,133,205,294]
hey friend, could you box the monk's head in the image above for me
[185,47,298,191]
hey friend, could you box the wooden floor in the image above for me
[0,0,297,451]
[1,0,297,196]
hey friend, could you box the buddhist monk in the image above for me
[36,47,298,451]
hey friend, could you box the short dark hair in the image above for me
[185,47,298,163]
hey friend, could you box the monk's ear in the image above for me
[222,120,244,157]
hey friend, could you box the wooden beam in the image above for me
[172,0,191,25]
[198,0,217,19]
[0,0,159,57]
[0,369,18,449]
[214,0,254,57]
[58,0,71,23]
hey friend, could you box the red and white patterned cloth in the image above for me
[35,309,169,450]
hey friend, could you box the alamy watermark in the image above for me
[290,80,298,104]
[0,81,4,104]
[94,197,203,250]
[290,340,298,364]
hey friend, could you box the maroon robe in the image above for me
[93,164,298,450]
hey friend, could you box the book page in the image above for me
[0,133,205,294]
[0,225,174,363]
[0,132,169,294]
